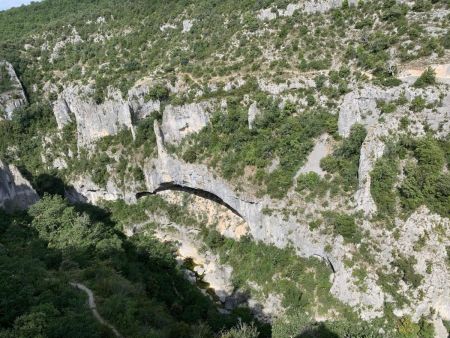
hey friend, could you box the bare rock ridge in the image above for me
[0,160,39,211]
[53,85,135,148]
[0,61,28,119]
[53,84,213,148]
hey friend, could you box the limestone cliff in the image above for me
[0,160,39,211]
[0,61,27,119]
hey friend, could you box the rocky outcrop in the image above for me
[66,176,137,205]
[54,85,134,147]
[295,133,333,179]
[133,214,283,322]
[53,82,214,148]
[0,61,27,119]
[339,84,448,214]
[0,160,39,211]
[256,0,358,21]
[247,102,260,129]
[161,102,212,144]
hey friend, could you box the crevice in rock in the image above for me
[136,183,244,219]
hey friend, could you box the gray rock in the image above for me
[0,160,39,211]
[66,175,137,205]
[248,102,260,129]
[161,102,211,144]
[0,61,27,119]
[55,85,134,147]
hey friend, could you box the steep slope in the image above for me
[1,0,449,337]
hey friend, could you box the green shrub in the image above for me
[323,212,361,244]
[410,96,426,112]
[320,124,367,191]
[371,157,398,217]
[145,84,170,102]
[414,67,436,88]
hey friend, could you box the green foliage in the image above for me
[296,172,329,198]
[413,67,436,88]
[0,64,13,92]
[399,137,449,217]
[410,96,426,112]
[145,85,170,102]
[179,96,337,198]
[397,316,434,338]
[1,195,253,337]
[393,255,423,288]
[371,157,398,217]
[323,212,361,244]
[321,124,367,191]
[219,322,259,338]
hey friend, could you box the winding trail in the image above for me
[70,282,124,338]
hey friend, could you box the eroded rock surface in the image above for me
[0,61,27,119]
[54,85,134,147]
[161,102,212,145]
[0,160,39,211]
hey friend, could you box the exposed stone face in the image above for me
[0,61,28,119]
[295,133,333,179]
[66,175,137,205]
[248,102,260,129]
[141,121,387,320]
[55,85,135,147]
[161,102,212,145]
[256,0,358,21]
[0,160,39,211]
[340,84,448,215]
[338,84,442,137]
[128,83,160,120]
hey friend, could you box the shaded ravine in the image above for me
[70,282,124,338]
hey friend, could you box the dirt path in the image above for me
[70,282,124,338]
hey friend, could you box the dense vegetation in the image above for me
[0,0,449,337]
[179,95,337,198]
[0,195,270,337]
[371,136,450,220]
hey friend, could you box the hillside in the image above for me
[0,0,449,337]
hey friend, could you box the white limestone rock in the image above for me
[55,85,134,147]
[128,84,160,120]
[182,19,193,33]
[248,102,261,129]
[0,160,39,211]
[296,134,333,179]
[66,175,137,205]
[0,61,27,119]
[345,84,449,215]
[161,101,212,144]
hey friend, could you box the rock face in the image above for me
[256,0,358,20]
[247,102,260,129]
[142,121,385,320]
[161,102,212,145]
[66,175,137,205]
[295,133,333,179]
[0,61,27,119]
[0,160,39,211]
[54,85,135,147]
[128,84,160,120]
[339,84,448,214]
